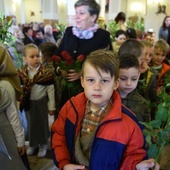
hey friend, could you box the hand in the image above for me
[17,145,26,155]
[63,164,86,170]
[66,69,81,81]
[48,110,56,116]
[136,158,160,170]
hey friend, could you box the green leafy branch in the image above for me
[107,20,121,42]
[107,17,144,42]
[0,11,13,47]
[141,81,170,163]
[55,23,66,39]
[126,18,144,32]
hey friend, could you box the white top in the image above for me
[28,67,56,111]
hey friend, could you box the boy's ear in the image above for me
[80,76,84,88]
[114,79,119,90]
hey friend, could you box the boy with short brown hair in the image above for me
[51,49,158,170]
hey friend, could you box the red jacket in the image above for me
[157,62,170,87]
[51,91,147,170]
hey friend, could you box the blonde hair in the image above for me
[140,39,153,48]
[23,44,39,57]
[154,39,169,54]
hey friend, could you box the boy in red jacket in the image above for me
[51,49,159,170]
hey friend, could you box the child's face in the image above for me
[152,48,166,66]
[115,34,127,45]
[81,63,119,110]
[118,67,140,98]
[144,46,153,64]
[146,33,155,43]
[24,48,40,69]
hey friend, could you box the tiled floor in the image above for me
[26,115,58,170]
[27,148,58,170]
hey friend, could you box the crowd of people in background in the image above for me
[1,0,170,169]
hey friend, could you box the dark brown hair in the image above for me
[119,53,140,70]
[161,16,170,29]
[118,39,145,59]
[39,42,58,58]
[75,0,100,21]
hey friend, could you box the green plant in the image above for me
[107,20,120,42]
[134,19,144,32]
[126,19,134,28]
[126,18,144,32]
[55,23,66,39]
[0,11,13,47]
[141,79,170,163]
[107,17,144,42]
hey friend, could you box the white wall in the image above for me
[144,0,170,40]
[125,0,170,40]
[0,0,5,13]
[1,0,170,39]
[23,0,43,23]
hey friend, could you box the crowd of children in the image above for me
[1,1,170,170]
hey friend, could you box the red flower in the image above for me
[53,51,85,96]
[61,51,70,59]
[52,55,61,62]
[61,51,74,65]
[77,54,85,61]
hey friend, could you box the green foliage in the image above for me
[0,11,13,47]
[107,18,144,42]
[126,19,134,28]
[141,81,170,162]
[55,23,66,39]
[134,19,144,32]
[107,20,120,42]
[126,18,144,32]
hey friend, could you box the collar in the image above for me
[72,23,99,39]
[27,64,40,71]
[152,65,162,70]
[86,99,111,114]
